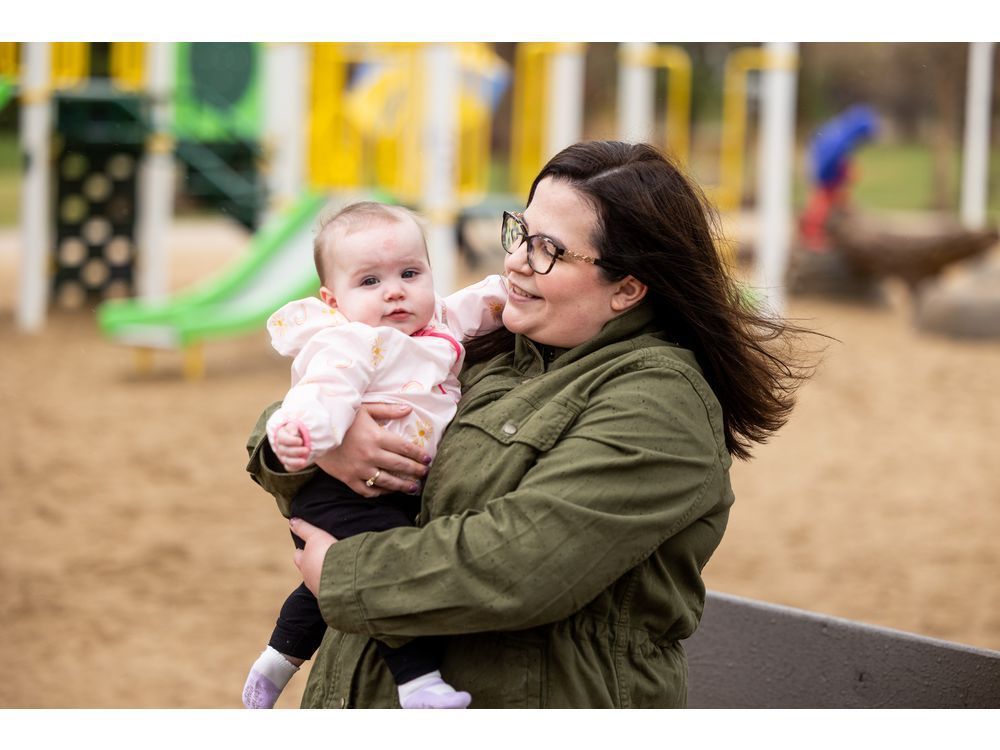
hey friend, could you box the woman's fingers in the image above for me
[290,518,337,596]
[361,402,413,422]
[372,446,428,485]
[366,467,421,495]
[314,403,431,497]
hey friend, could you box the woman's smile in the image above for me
[507,280,540,300]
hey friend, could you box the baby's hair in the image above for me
[313,201,427,284]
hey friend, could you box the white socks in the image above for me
[244,648,471,709]
[242,646,300,709]
[397,670,471,709]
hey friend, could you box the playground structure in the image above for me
[3,42,812,347]
[2,42,997,352]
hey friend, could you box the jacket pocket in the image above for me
[457,394,580,452]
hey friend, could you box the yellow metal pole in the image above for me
[110,42,146,91]
[715,45,797,211]
[134,347,154,376]
[456,42,494,203]
[617,44,692,166]
[0,42,18,78]
[399,43,425,203]
[510,43,556,197]
[183,343,205,380]
[51,42,89,90]
[717,46,764,212]
[657,46,692,168]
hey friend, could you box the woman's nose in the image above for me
[503,240,532,275]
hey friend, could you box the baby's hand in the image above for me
[274,423,311,472]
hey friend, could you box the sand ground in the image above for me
[1,218,998,708]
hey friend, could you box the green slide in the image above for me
[98,191,333,349]
[0,79,13,112]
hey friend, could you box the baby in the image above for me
[243,201,507,709]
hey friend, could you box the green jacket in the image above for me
[246,303,734,708]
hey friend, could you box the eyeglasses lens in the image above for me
[502,212,558,274]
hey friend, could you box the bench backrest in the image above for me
[685,591,1000,708]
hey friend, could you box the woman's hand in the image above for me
[290,518,337,597]
[315,403,431,498]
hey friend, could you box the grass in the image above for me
[797,142,1000,218]
[0,132,19,226]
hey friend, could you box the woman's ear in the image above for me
[319,286,337,308]
[610,275,648,312]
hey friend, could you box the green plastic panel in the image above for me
[173,42,262,142]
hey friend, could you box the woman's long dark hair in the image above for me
[467,140,815,460]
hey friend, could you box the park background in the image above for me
[1,38,999,708]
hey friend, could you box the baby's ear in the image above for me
[319,286,337,308]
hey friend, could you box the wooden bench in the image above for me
[685,591,1000,708]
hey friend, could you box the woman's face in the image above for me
[502,177,624,349]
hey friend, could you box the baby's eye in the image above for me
[401,269,419,279]
[360,276,379,287]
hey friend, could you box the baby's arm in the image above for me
[265,325,379,469]
[439,274,508,341]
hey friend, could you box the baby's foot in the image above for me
[398,670,471,709]
[243,670,282,709]
[242,646,299,709]
[401,687,472,709]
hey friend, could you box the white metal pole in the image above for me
[422,43,459,294]
[754,42,799,316]
[17,42,52,332]
[617,42,655,143]
[960,42,994,231]
[263,42,308,223]
[136,42,176,302]
[545,43,585,159]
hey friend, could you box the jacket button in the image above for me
[502,422,517,435]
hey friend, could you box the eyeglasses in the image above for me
[501,211,602,275]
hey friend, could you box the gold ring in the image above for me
[365,470,381,488]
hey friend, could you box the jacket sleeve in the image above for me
[439,274,508,341]
[246,401,319,518]
[315,359,730,638]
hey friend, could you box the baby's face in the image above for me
[319,218,436,336]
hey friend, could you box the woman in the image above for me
[246,141,809,708]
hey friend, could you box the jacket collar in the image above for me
[513,302,660,374]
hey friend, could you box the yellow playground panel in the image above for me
[0,42,18,78]
[308,43,366,190]
[509,42,558,198]
[53,42,145,92]
[108,42,146,91]
[308,42,503,204]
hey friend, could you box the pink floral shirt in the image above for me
[265,275,507,465]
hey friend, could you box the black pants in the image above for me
[268,471,443,685]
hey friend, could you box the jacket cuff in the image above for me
[245,435,316,518]
[317,533,373,635]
